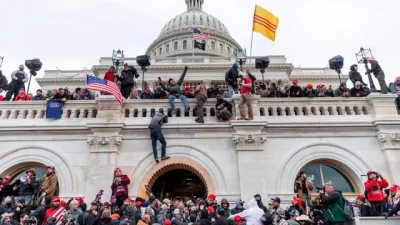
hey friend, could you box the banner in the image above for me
[46,99,63,119]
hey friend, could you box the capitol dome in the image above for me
[146,0,243,58]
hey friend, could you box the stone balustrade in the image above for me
[351,217,400,225]
[0,94,397,122]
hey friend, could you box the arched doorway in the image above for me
[2,163,60,197]
[137,157,216,199]
[151,169,207,200]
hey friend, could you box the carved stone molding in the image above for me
[87,136,122,153]
[377,132,400,149]
[232,133,267,151]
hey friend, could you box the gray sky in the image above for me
[1,0,399,94]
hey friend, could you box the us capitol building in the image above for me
[1,0,399,211]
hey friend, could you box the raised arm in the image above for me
[176,66,188,85]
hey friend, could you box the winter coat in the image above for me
[0,74,7,90]
[152,89,167,99]
[120,66,138,86]
[359,202,378,217]
[334,87,351,97]
[194,85,207,100]
[349,67,363,85]
[364,178,389,202]
[82,210,98,225]
[220,199,231,217]
[268,206,285,225]
[160,68,188,97]
[30,203,51,225]
[104,69,116,82]
[389,81,400,95]
[32,94,46,101]
[215,99,232,112]
[63,209,83,225]
[171,217,185,225]
[111,175,130,197]
[15,90,30,101]
[214,216,228,225]
[140,92,153,99]
[350,87,366,97]
[367,61,383,76]
[148,112,167,132]
[267,89,281,98]
[207,88,221,98]
[40,172,58,197]
[303,88,316,97]
[229,199,263,225]
[225,65,239,89]
[320,191,345,224]
[294,178,313,200]
[289,86,302,97]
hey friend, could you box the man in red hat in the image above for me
[364,170,388,216]
[289,79,302,97]
[42,196,65,225]
[355,194,376,217]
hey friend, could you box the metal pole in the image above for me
[360,49,376,91]
[0,57,4,68]
[27,73,33,94]
[142,67,145,91]
[262,71,265,83]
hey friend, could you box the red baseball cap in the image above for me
[164,220,172,225]
[234,216,241,222]
[52,196,61,202]
[292,79,298,84]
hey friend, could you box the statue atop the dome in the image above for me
[186,0,204,11]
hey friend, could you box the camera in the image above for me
[61,218,75,225]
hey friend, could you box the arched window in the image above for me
[227,47,230,55]
[211,41,215,51]
[219,44,223,53]
[200,15,203,24]
[10,166,60,195]
[159,47,162,55]
[186,15,189,24]
[166,44,170,53]
[183,40,187,50]
[193,15,196,23]
[174,42,178,50]
[300,163,355,192]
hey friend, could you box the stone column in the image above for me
[368,93,400,184]
[84,96,125,202]
[231,121,267,201]
[377,132,400,184]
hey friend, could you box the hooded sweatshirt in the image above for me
[349,65,364,85]
[148,112,167,132]
[228,199,263,225]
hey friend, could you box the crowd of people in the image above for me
[0,57,398,120]
[0,167,400,225]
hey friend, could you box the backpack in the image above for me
[336,198,354,221]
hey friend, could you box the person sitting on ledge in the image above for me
[215,95,232,122]
[158,66,190,114]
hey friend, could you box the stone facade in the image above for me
[0,94,399,205]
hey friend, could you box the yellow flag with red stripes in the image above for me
[253,5,279,41]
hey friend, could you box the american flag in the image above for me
[193,28,211,40]
[85,75,124,105]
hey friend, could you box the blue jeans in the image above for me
[228,85,236,98]
[169,95,189,110]
[150,130,167,160]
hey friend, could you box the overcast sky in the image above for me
[1,0,399,93]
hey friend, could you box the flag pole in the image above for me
[249,31,254,61]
